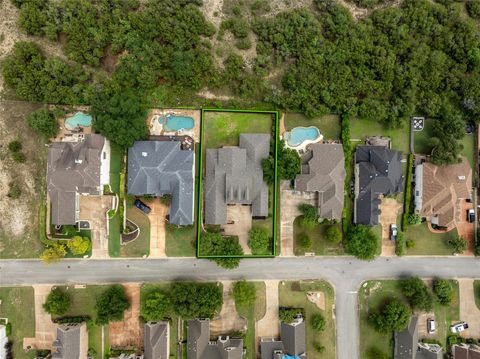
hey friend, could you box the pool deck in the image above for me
[147,108,201,143]
[52,111,92,142]
[282,126,323,152]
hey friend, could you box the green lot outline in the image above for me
[196,108,279,258]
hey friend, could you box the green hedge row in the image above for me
[341,114,353,234]
[402,154,414,232]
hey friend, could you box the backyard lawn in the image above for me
[350,118,410,153]
[121,201,150,257]
[284,113,341,141]
[359,280,460,359]
[279,281,336,359]
[54,285,111,359]
[293,218,344,256]
[235,282,266,359]
[404,222,457,255]
[0,287,36,359]
[474,280,480,310]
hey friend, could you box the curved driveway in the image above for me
[1,256,479,359]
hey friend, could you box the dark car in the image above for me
[467,209,475,223]
[134,199,151,214]
[466,122,474,135]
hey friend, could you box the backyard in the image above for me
[0,287,35,359]
[54,285,111,358]
[283,113,341,141]
[279,280,336,359]
[359,280,460,359]
[293,219,344,256]
[404,222,457,255]
[234,282,266,359]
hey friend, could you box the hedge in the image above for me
[402,154,414,232]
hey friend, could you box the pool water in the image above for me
[159,114,195,131]
[284,126,320,147]
[65,112,92,130]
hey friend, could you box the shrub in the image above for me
[279,308,303,324]
[95,285,130,324]
[325,225,342,244]
[200,231,243,269]
[141,290,171,321]
[448,235,467,254]
[313,341,325,353]
[298,203,318,229]
[233,281,257,308]
[296,233,312,249]
[41,243,67,264]
[345,225,379,260]
[7,182,21,199]
[171,282,223,319]
[8,140,22,152]
[67,236,91,255]
[12,151,26,163]
[5,322,12,336]
[402,154,414,231]
[43,287,71,315]
[236,38,252,50]
[433,279,453,305]
[406,239,416,249]
[407,213,422,225]
[310,313,326,331]
[395,231,405,256]
[27,108,58,140]
[369,300,411,332]
[467,0,480,19]
[367,347,389,359]
[400,277,434,312]
[248,227,271,255]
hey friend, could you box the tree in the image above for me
[141,290,171,321]
[170,282,223,319]
[296,233,312,249]
[91,88,148,148]
[27,108,58,140]
[400,278,434,312]
[298,203,318,229]
[233,281,256,308]
[310,313,326,331]
[407,213,422,225]
[262,140,300,184]
[41,243,67,264]
[448,235,467,254]
[67,236,91,255]
[200,231,243,269]
[95,285,130,324]
[279,308,303,323]
[369,300,411,333]
[467,0,480,19]
[248,227,271,255]
[433,279,454,305]
[43,287,71,315]
[325,225,342,244]
[345,225,379,260]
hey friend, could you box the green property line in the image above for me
[196,108,280,258]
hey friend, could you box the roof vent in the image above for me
[458,176,466,180]
[142,152,148,157]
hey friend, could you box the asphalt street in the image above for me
[1,256,479,359]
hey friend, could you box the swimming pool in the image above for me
[284,126,321,147]
[159,114,195,132]
[65,112,92,130]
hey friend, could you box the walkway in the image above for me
[210,281,247,336]
[23,285,57,351]
[79,195,112,259]
[144,198,167,258]
[458,279,480,338]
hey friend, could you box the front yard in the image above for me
[404,222,457,255]
[359,280,460,359]
[279,281,336,359]
[121,199,150,257]
[293,219,344,256]
[0,287,36,359]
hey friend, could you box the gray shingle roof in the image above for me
[186,319,243,359]
[260,317,307,359]
[51,324,85,359]
[354,146,404,226]
[47,134,105,225]
[144,321,169,359]
[127,141,194,225]
[204,134,270,225]
[295,144,345,220]
[394,315,419,359]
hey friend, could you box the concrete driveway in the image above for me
[210,281,247,336]
[23,285,57,350]
[256,280,280,339]
[79,195,112,259]
[279,183,316,256]
[457,199,475,256]
[222,205,252,254]
[458,279,480,338]
[378,197,402,256]
[143,198,167,258]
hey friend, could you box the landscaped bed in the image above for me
[279,281,336,359]
[0,287,35,359]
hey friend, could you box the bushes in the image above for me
[402,154,414,231]
[325,225,342,244]
[95,285,130,324]
[467,0,480,19]
[448,235,468,254]
[433,279,454,305]
[400,277,434,312]
[27,108,58,140]
[200,231,243,269]
[298,203,318,229]
[345,225,379,260]
[262,140,300,184]
[170,282,223,319]
[67,236,91,255]
[248,227,271,255]
[233,281,257,308]
[310,313,326,331]
[279,307,303,324]
[141,290,171,321]
[296,233,312,249]
[8,140,22,152]
[369,299,411,332]
[395,231,405,256]
[7,182,22,199]
[41,243,67,263]
[43,287,71,315]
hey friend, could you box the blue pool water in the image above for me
[65,112,92,130]
[284,126,320,147]
[159,114,195,131]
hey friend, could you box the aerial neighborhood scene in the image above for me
[1,0,480,358]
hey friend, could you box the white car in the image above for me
[390,224,398,241]
[450,321,469,333]
[427,319,436,334]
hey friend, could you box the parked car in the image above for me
[467,209,475,223]
[450,322,469,333]
[427,319,436,334]
[390,224,398,241]
[134,199,151,214]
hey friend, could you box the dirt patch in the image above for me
[210,281,247,336]
[336,0,403,20]
[307,291,326,311]
[0,100,45,258]
[378,197,402,257]
[108,283,144,350]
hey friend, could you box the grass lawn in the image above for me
[474,280,480,310]
[108,145,123,257]
[0,287,36,359]
[121,201,150,257]
[414,119,475,168]
[359,280,460,359]
[404,222,457,255]
[284,113,341,141]
[350,118,410,153]
[54,285,111,358]
[279,281,336,359]
[203,111,273,149]
[293,218,344,256]
[235,282,266,359]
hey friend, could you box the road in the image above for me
[1,256,479,359]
